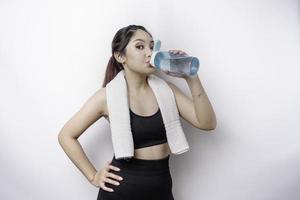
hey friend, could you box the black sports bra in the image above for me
[129,108,168,149]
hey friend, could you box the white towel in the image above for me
[106,70,190,160]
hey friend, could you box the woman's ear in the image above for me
[113,52,125,64]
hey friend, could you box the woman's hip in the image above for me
[97,155,174,200]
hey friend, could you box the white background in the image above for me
[1,0,300,199]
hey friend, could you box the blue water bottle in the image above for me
[150,40,200,77]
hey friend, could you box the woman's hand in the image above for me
[90,160,123,192]
[168,49,188,56]
[161,49,190,79]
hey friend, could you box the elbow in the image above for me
[57,132,65,146]
[206,125,217,131]
[208,121,217,131]
[200,126,216,131]
[57,131,74,146]
[197,120,217,132]
[207,117,217,131]
[207,121,217,131]
[57,124,78,143]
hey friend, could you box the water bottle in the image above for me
[150,40,200,77]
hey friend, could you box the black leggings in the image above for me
[97,154,174,200]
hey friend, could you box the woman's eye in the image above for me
[136,45,144,50]
[136,45,153,50]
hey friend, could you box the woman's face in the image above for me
[120,29,155,75]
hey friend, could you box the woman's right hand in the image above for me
[90,160,123,192]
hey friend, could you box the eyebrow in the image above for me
[133,39,154,43]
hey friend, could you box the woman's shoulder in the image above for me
[94,87,107,99]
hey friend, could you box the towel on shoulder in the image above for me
[105,70,190,160]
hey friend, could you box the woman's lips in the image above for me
[146,62,154,68]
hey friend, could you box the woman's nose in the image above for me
[146,47,153,57]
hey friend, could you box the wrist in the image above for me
[88,172,97,182]
[185,74,199,83]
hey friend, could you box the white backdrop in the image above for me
[1,0,300,199]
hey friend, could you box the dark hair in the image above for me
[101,25,152,88]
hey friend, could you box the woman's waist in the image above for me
[111,154,170,174]
[133,142,171,160]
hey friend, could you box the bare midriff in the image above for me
[134,142,171,160]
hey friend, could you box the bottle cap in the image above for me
[190,57,200,75]
[150,39,162,69]
[153,40,161,52]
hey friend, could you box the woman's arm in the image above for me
[57,88,107,182]
[164,49,217,131]
[166,76,217,131]
[185,76,217,130]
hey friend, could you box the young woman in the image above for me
[58,24,217,200]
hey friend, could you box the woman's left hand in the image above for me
[161,49,190,79]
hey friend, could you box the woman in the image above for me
[58,24,217,200]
